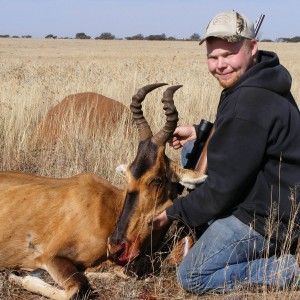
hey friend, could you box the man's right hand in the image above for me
[168,125,197,149]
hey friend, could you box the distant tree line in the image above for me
[274,36,300,43]
[72,32,201,41]
[0,34,32,38]
[1,32,300,42]
[0,32,202,41]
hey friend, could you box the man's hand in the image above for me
[168,125,197,149]
[148,210,170,230]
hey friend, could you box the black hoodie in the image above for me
[167,50,300,243]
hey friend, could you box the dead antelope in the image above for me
[0,83,207,300]
[32,92,131,148]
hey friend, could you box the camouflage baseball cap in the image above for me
[199,11,255,45]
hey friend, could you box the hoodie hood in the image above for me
[228,50,292,96]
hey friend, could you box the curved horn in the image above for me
[151,85,182,146]
[130,83,168,141]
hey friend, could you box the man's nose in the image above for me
[217,57,227,68]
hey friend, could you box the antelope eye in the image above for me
[151,178,162,185]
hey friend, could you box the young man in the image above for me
[150,11,300,292]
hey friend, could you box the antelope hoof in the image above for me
[30,268,47,278]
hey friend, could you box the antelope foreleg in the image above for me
[45,256,93,299]
[9,272,66,300]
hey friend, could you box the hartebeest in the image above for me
[0,83,207,300]
[32,92,131,148]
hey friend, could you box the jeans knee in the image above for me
[177,263,187,288]
[177,262,206,293]
[177,263,190,291]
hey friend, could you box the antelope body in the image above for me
[32,92,131,147]
[0,84,207,299]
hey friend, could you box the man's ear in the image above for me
[250,39,258,60]
[169,160,207,189]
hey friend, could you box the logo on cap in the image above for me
[213,15,231,26]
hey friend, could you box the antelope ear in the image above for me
[116,164,128,176]
[169,160,207,189]
[179,172,207,190]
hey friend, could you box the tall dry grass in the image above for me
[0,38,299,299]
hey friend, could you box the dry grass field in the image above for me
[0,38,299,299]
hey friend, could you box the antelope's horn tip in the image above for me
[167,85,183,91]
[157,83,168,87]
[163,85,183,97]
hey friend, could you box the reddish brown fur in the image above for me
[0,161,203,299]
[0,171,124,299]
[32,92,131,147]
[1,84,207,299]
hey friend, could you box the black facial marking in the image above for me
[110,191,139,244]
[130,140,158,179]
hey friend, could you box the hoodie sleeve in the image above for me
[166,116,268,227]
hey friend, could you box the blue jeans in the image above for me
[177,215,300,293]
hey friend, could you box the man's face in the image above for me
[206,38,257,89]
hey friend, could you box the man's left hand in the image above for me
[148,210,170,230]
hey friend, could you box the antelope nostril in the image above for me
[115,243,126,257]
[107,240,127,261]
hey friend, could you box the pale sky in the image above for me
[0,0,298,40]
